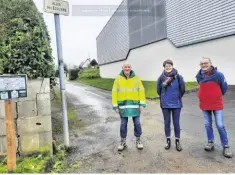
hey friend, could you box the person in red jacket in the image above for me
[196,57,233,158]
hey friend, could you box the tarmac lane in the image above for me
[63,81,235,173]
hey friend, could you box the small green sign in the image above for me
[0,74,27,100]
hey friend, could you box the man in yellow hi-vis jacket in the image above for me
[112,62,146,151]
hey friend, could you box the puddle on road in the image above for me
[66,83,112,123]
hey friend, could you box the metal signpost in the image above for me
[0,74,27,171]
[43,0,70,147]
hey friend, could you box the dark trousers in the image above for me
[120,116,142,138]
[162,108,181,139]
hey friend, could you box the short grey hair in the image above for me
[122,61,131,68]
[201,57,212,63]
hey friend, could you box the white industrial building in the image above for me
[96,0,235,84]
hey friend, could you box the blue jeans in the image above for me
[120,116,142,138]
[202,110,229,146]
[162,108,181,139]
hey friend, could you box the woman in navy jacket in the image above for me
[157,59,185,151]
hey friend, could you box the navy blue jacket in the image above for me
[157,75,186,108]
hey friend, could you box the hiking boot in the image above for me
[164,138,171,150]
[223,146,233,158]
[204,141,215,151]
[136,137,143,150]
[118,138,127,151]
[175,139,182,152]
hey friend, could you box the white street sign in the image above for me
[11,90,18,99]
[44,0,69,16]
[0,75,27,100]
[0,92,8,100]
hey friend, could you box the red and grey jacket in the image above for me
[196,67,228,110]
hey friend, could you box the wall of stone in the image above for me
[0,78,52,156]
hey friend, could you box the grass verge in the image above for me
[0,145,69,173]
[52,88,86,134]
[78,78,198,99]
[0,154,50,173]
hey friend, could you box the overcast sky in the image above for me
[33,0,122,67]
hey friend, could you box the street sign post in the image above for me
[5,100,16,171]
[44,0,69,16]
[43,0,70,148]
[0,74,27,171]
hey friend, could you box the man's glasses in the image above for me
[200,62,209,66]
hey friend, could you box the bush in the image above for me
[0,0,54,79]
[0,59,4,74]
[78,68,100,79]
[69,69,79,80]
[55,69,59,77]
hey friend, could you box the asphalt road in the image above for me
[62,81,235,173]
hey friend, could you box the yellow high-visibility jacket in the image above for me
[112,70,146,117]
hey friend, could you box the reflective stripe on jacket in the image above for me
[112,70,146,117]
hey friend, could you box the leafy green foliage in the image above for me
[0,58,7,73]
[64,63,68,72]
[15,154,50,173]
[0,0,55,79]
[69,69,79,80]
[0,154,50,173]
[50,145,69,173]
[0,144,71,173]
[55,69,59,77]
[0,158,7,173]
[78,68,100,79]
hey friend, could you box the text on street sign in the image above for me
[0,75,27,100]
[44,0,69,16]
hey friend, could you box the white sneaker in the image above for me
[118,138,127,151]
[136,137,143,150]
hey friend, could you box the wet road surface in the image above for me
[63,81,235,173]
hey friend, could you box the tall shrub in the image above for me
[0,0,55,78]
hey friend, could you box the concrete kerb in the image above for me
[77,81,199,100]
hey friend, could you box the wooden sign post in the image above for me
[0,74,27,172]
[5,100,16,171]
